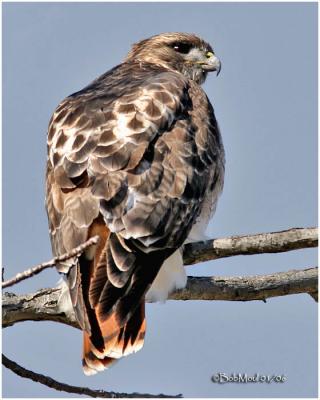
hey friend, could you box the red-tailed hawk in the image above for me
[45,32,225,375]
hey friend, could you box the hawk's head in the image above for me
[125,32,221,84]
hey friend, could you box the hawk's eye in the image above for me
[171,42,192,54]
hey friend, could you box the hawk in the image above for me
[45,32,225,375]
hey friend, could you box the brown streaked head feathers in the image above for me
[125,32,220,84]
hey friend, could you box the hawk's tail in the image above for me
[76,216,162,375]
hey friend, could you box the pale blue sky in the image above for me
[3,2,318,398]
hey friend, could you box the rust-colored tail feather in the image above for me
[80,216,148,375]
[82,332,117,376]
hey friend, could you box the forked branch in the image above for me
[2,226,318,398]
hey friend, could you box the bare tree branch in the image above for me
[3,288,79,330]
[2,227,317,331]
[2,227,317,290]
[2,236,99,289]
[183,227,318,265]
[2,227,318,398]
[2,354,181,398]
[3,267,317,330]
[171,267,318,302]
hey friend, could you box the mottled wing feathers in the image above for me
[46,61,222,373]
[47,64,215,255]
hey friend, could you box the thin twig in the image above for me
[2,236,100,289]
[2,267,318,330]
[2,354,181,398]
[183,227,318,265]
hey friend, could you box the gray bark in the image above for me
[3,267,317,330]
[183,227,318,265]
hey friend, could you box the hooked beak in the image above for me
[201,53,221,76]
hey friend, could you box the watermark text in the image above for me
[211,372,287,384]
